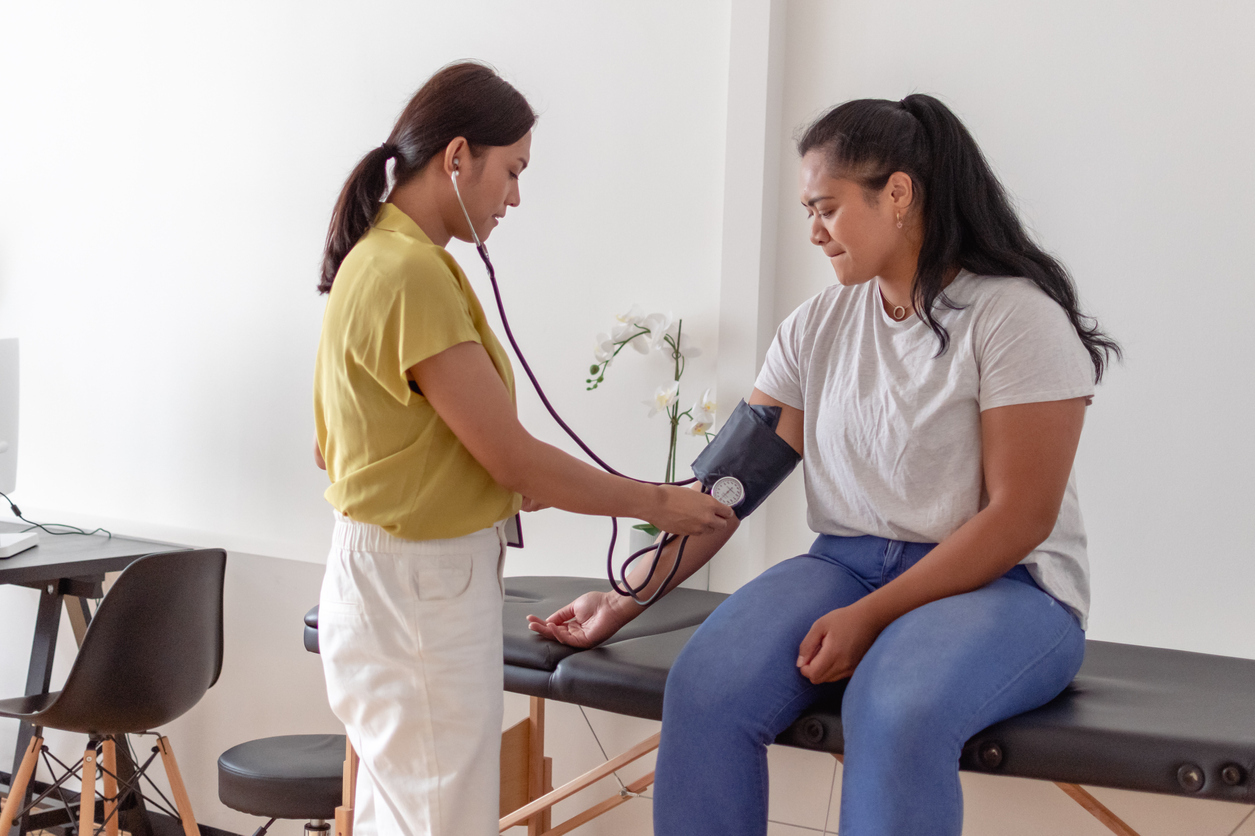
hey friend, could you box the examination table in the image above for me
[303,576,1255,836]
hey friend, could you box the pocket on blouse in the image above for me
[416,554,474,601]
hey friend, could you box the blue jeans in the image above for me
[653,534,1085,836]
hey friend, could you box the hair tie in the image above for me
[379,142,398,158]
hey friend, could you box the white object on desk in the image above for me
[0,530,38,558]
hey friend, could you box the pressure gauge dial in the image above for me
[711,476,745,508]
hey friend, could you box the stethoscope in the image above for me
[448,165,742,605]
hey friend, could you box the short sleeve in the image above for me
[976,280,1096,411]
[754,300,809,410]
[392,250,482,372]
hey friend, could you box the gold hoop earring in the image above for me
[896,212,904,230]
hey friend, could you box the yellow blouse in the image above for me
[313,203,521,540]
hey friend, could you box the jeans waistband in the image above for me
[809,533,1038,591]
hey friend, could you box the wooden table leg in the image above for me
[527,698,546,836]
[1055,783,1142,836]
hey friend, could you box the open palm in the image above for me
[527,591,625,648]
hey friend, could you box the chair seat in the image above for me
[218,734,345,821]
[0,691,59,720]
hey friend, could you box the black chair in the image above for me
[0,548,227,836]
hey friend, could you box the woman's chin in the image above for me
[831,268,870,287]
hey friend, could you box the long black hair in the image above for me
[319,62,536,294]
[798,94,1119,382]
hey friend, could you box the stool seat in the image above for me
[218,734,344,821]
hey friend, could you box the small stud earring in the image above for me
[896,212,904,230]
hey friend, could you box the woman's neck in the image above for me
[388,171,454,247]
[876,265,961,319]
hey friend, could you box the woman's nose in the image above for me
[809,216,827,246]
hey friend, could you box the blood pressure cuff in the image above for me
[690,399,801,519]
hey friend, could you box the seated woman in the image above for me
[527,93,1119,836]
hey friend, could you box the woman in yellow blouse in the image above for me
[312,62,731,836]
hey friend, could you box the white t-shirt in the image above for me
[754,271,1096,626]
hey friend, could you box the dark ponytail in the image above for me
[797,94,1120,382]
[318,62,536,294]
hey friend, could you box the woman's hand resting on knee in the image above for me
[797,601,885,684]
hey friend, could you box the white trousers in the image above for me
[319,514,506,836]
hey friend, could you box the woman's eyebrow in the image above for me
[804,195,834,207]
[517,157,529,171]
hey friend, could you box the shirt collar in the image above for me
[374,203,435,246]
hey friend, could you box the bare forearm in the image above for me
[605,512,740,623]
[500,435,663,520]
[856,504,1049,631]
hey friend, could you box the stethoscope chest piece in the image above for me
[710,476,745,508]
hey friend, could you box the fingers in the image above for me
[543,603,576,625]
[527,617,574,645]
[797,622,823,669]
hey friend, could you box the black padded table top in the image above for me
[303,577,1255,803]
[302,575,727,668]
[503,576,728,671]
[504,577,1255,804]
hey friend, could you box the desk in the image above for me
[0,521,183,836]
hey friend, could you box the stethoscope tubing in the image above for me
[449,171,697,605]
[474,239,697,604]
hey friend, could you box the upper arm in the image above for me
[749,387,804,456]
[411,342,530,486]
[980,397,1086,541]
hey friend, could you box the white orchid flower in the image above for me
[688,409,715,435]
[593,333,616,364]
[643,382,679,417]
[641,311,674,352]
[610,321,635,341]
[616,304,645,326]
[688,387,717,435]
[629,334,651,354]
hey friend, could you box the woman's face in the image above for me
[455,130,532,242]
[799,150,904,286]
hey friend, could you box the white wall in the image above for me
[0,3,733,835]
[4,2,1255,835]
[0,0,732,572]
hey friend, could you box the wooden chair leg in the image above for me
[79,742,98,836]
[336,737,358,836]
[156,736,200,836]
[102,737,120,836]
[0,735,42,836]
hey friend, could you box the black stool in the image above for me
[218,734,346,836]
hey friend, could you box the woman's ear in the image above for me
[442,137,469,177]
[887,171,915,213]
